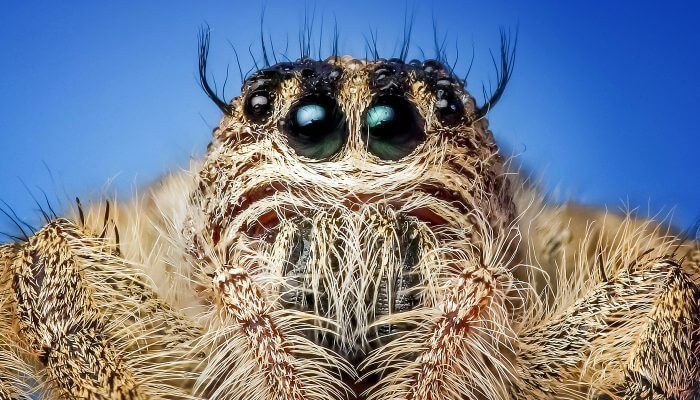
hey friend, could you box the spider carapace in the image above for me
[0,31,698,400]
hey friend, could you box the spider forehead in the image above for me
[242,56,465,97]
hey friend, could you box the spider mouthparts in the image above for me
[276,212,425,358]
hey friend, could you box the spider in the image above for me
[0,28,698,400]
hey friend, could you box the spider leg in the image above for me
[365,256,514,400]
[193,260,347,400]
[10,219,146,399]
[2,218,203,399]
[623,262,700,399]
[0,245,35,400]
[516,258,700,399]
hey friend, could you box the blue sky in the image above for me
[0,1,698,236]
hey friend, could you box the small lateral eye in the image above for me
[279,95,346,159]
[244,90,274,122]
[362,96,425,161]
[435,87,465,125]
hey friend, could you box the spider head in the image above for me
[189,56,515,362]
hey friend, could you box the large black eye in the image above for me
[279,95,346,159]
[244,90,274,122]
[362,96,425,160]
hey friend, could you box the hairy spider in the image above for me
[0,28,698,400]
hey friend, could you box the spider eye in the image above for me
[434,78,465,125]
[280,95,346,159]
[362,96,425,160]
[245,91,274,122]
[435,89,465,125]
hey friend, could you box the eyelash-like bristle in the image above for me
[198,26,233,115]
[199,16,517,121]
[475,28,518,119]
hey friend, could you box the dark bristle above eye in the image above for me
[201,18,515,126]
[197,27,232,115]
[475,28,518,119]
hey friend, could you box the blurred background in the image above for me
[0,1,698,236]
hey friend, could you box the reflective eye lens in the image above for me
[250,94,269,109]
[366,106,395,130]
[362,97,425,160]
[244,91,273,122]
[280,95,346,159]
[295,104,326,128]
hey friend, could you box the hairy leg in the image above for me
[200,265,340,400]
[189,226,349,400]
[511,192,700,398]
[362,224,519,400]
[0,244,35,400]
[519,199,696,299]
[1,219,202,399]
[624,262,700,399]
[517,255,700,399]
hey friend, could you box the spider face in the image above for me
[189,56,516,363]
[2,30,697,400]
